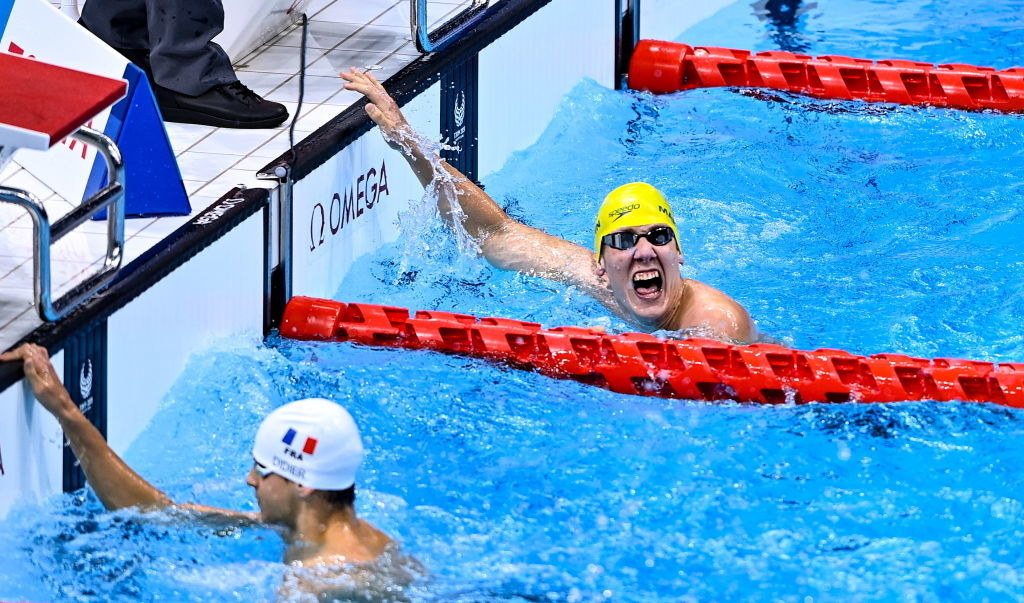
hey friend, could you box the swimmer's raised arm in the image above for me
[340,68,609,300]
[338,69,441,190]
[340,68,520,236]
[1,344,169,511]
[0,344,255,521]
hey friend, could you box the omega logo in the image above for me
[309,160,390,251]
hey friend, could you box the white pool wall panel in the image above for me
[105,214,267,454]
[477,0,615,180]
[291,84,441,300]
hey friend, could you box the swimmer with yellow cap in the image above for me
[342,68,757,342]
[594,182,680,258]
[588,182,754,339]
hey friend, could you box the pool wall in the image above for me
[0,0,736,520]
[289,0,619,295]
[0,188,270,517]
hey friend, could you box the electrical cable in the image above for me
[286,12,309,166]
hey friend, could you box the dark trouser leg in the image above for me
[81,0,287,128]
[79,0,149,50]
[144,0,237,95]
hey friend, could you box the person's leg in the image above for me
[142,0,288,128]
[143,0,235,96]
[79,0,152,68]
[79,0,149,51]
[80,0,288,128]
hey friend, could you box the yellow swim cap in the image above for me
[593,182,679,258]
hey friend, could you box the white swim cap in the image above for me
[252,398,364,490]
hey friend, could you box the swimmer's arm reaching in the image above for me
[1,344,168,511]
[1,344,258,522]
[339,68,521,236]
[340,68,613,302]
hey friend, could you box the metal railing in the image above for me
[0,126,125,321]
[411,0,489,53]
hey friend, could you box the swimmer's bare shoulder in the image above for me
[677,279,757,343]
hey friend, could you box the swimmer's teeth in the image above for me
[632,271,662,295]
[633,270,659,284]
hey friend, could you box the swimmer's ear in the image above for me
[594,263,606,278]
[296,485,316,499]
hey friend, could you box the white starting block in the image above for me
[2,0,190,218]
[0,51,127,321]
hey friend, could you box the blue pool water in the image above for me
[5,0,1024,600]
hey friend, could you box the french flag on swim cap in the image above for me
[253,398,364,490]
[283,428,318,455]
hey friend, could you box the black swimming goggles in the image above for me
[253,459,274,478]
[601,226,675,251]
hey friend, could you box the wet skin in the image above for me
[247,464,299,528]
[341,68,757,342]
[596,223,685,331]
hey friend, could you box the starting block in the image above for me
[0,51,127,320]
[0,0,190,217]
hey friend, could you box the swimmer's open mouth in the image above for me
[632,269,663,298]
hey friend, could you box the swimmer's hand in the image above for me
[2,344,249,515]
[0,343,78,420]
[341,67,447,189]
[340,67,413,150]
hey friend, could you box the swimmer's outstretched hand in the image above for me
[341,67,413,150]
[0,343,77,420]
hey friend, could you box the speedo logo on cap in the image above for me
[608,203,641,223]
[282,428,318,460]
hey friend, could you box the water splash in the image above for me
[381,124,485,290]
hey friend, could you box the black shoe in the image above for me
[153,81,289,129]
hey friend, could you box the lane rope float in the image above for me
[280,296,1024,407]
[628,39,1024,112]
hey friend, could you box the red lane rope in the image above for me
[627,39,1024,112]
[280,296,1024,407]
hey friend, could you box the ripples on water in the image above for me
[11,340,1024,600]
[5,0,1024,600]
